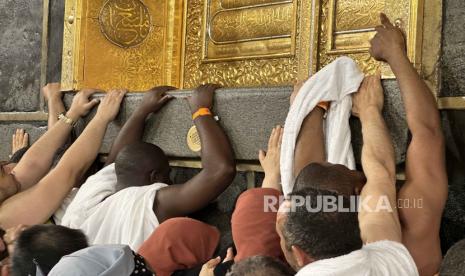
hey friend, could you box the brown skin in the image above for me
[292,77,365,196]
[154,84,236,222]
[105,86,176,167]
[11,129,28,155]
[370,13,447,276]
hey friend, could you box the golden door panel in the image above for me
[316,0,424,78]
[62,0,440,92]
[61,0,183,91]
[204,0,296,60]
[181,0,312,88]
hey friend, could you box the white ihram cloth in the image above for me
[296,241,419,276]
[281,57,364,196]
[60,163,167,250]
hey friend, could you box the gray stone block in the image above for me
[64,83,408,164]
[0,0,42,112]
[0,123,47,160]
[440,0,465,97]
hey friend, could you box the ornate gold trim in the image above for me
[438,97,465,110]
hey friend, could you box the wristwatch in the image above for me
[57,113,76,127]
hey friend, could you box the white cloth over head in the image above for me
[48,245,136,276]
[60,163,167,250]
[280,57,364,196]
[295,241,419,276]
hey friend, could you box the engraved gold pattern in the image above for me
[209,3,292,44]
[61,0,440,95]
[187,125,202,152]
[182,0,307,88]
[220,0,285,9]
[99,0,152,48]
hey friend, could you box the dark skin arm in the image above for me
[370,13,447,276]
[290,82,325,177]
[154,84,236,223]
[105,86,175,165]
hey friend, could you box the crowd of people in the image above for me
[0,14,459,276]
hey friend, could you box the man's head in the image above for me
[276,187,362,271]
[11,225,88,276]
[115,142,171,191]
[294,162,366,196]
[227,256,294,276]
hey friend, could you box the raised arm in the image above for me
[354,75,401,244]
[370,13,447,275]
[0,90,126,228]
[154,84,236,222]
[12,86,100,191]
[105,86,175,165]
[259,126,284,192]
[370,13,447,212]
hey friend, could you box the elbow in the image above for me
[206,160,236,186]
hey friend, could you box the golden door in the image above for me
[61,0,441,92]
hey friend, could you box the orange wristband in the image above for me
[192,108,212,120]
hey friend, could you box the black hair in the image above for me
[294,163,365,196]
[227,256,295,276]
[281,187,362,260]
[11,225,88,276]
[440,238,465,276]
[115,142,170,190]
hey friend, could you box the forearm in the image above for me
[0,117,108,227]
[13,110,77,190]
[59,116,109,178]
[389,53,441,135]
[360,108,396,180]
[196,116,235,173]
[106,109,148,164]
[294,108,325,176]
[48,97,66,129]
[359,108,400,243]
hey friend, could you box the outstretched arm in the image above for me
[154,84,236,222]
[370,13,447,275]
[12,86,100,191]
[355,75,401,244]
[0,90,126,228]
[371,13,447,214]
[105,86,175,165]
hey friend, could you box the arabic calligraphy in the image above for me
[99,0,152,48]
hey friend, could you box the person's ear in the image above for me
[149,170,159,183]
[291,245,314,268]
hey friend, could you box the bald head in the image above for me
[115,142,170,191]
[294,162,366,196]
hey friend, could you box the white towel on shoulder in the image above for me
[281,57,364,196]
[60,163,167,250]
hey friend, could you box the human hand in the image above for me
[259,126,283,191]
[11,129,29,155]
[199,248,234,276]
[94,89,127,124]
[67,88,103,120]
[139,86,176,114]
[352,74,384,118]
[369,13,407,63]
[42,83,63,102]
[187,84,221,114]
